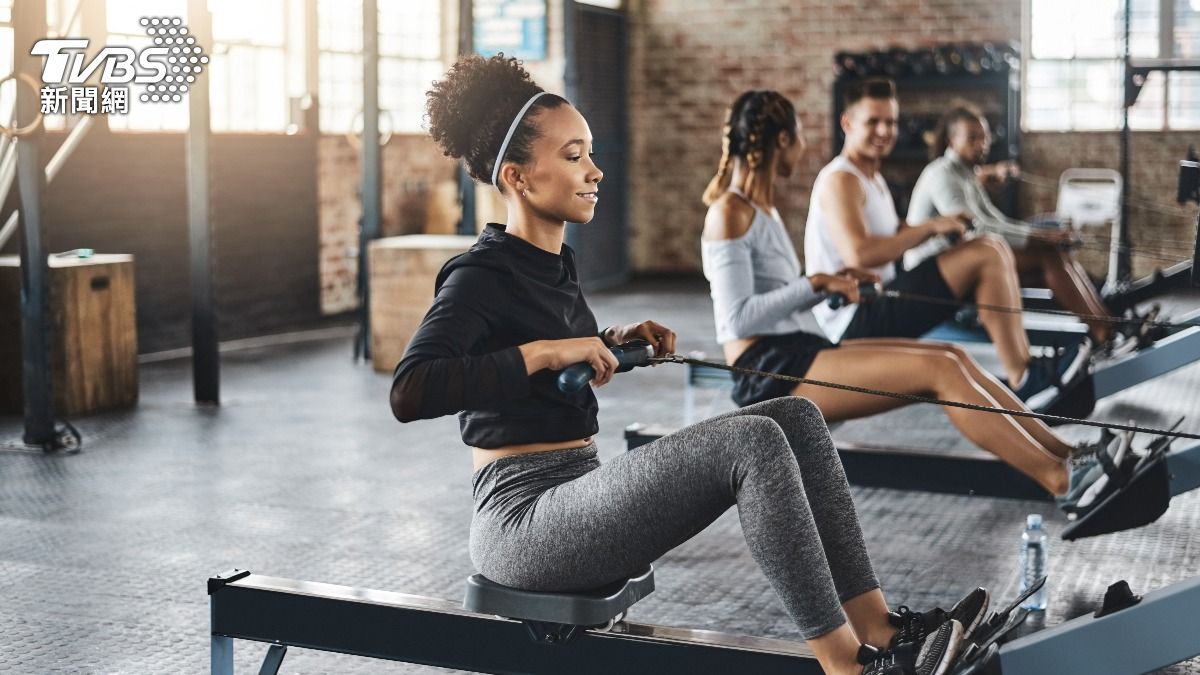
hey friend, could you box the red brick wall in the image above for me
[627,0,1198,280]
[1021,132,1199,279]
[318,134,458,314]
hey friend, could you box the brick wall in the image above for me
[626,0,1198,281]
[1021,132,1199,279]
[317,134,459,314]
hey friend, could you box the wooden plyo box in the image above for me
[0,254,138,416]
[369,235,477,373]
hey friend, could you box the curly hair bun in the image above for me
[425,53,560,186]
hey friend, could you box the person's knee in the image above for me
[975,236,1014,268]
[724,415,792,464]
[754,396,823,424]
[939,342,971,362]
[927,350,966,381]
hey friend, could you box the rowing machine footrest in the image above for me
[1061,451,1170,540]
[1036,372,1096,424]
[464,566,654,627]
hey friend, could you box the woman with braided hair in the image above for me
[700,90,1118,512]
[393,54,983,675]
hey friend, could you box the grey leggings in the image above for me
[469,397,879,639]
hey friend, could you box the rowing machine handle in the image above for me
[557,339,656,393]
[945,217,976,245]
[827,280,880,310]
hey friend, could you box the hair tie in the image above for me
[491,91,549,189]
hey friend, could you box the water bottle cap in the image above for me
[1026,513,1043,529]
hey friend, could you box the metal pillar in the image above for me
[211,634,233,675]
[561,0,580,255]
[188,0,219,404]
[356,0,381,362]
[1116,0,1134,290]
[1193,208,1200,287]
[304,0,319,134]
[456,0,476,236]
[14,0,54,447]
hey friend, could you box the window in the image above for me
[318,0,442,135]
[207,0,290,132]
[1026,0,1200,130]
[106,0,188,132]
[0,0,11,133]
[108,0,294,133]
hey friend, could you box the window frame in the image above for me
[1022,0,1200,131]
[317,0,443,136]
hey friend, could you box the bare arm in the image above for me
[928,166,1031,249]
[821,171,962,268]
[701,195,834,337]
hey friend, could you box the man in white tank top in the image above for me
[804,78,1085,402]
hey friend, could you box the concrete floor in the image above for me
[1,278,1198,673]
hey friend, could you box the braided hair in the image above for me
[702,90,797,205]
[425,53,568,194]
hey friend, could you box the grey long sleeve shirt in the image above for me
[904,148,1032,270]
[701,198,822,344]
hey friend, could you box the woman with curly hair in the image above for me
[392,54,983,675]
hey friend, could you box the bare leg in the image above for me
[936,238,1030,385]
[843,588,897,650]
[1015,243,1113,342]
[808,624,870,675]
[838,338,1074,459]
[796,345,1069,494]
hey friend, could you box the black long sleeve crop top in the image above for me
[389,224,601,448]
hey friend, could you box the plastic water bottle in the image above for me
[1019,514,1048,610]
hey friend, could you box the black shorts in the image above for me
[841,256,960,341]
[731,331,837,407]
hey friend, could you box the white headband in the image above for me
[491,91,549,189]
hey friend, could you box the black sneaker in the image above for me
[1014,340,1089,404]
[1012,357,1056,402]
[1117,303,1170,349]
[859,619,965,675]
[888,588,989,649]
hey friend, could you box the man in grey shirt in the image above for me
[907,104,1119,346]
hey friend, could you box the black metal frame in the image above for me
[1113,0,1200,302]
[354,0,382,363]
[13,0,54,448]
[563,1,631,290]
[209,569,1200,675]
[456,0,476,236]
[188,0,219,404]
[209,571,821,675]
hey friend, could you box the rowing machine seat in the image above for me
[464,566,655,627]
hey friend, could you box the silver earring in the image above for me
[521,190,528,198]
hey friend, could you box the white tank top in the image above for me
[804,156,900,341]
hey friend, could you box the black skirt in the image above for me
[730,331,837,407]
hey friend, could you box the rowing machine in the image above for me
[208,568,1200,674]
